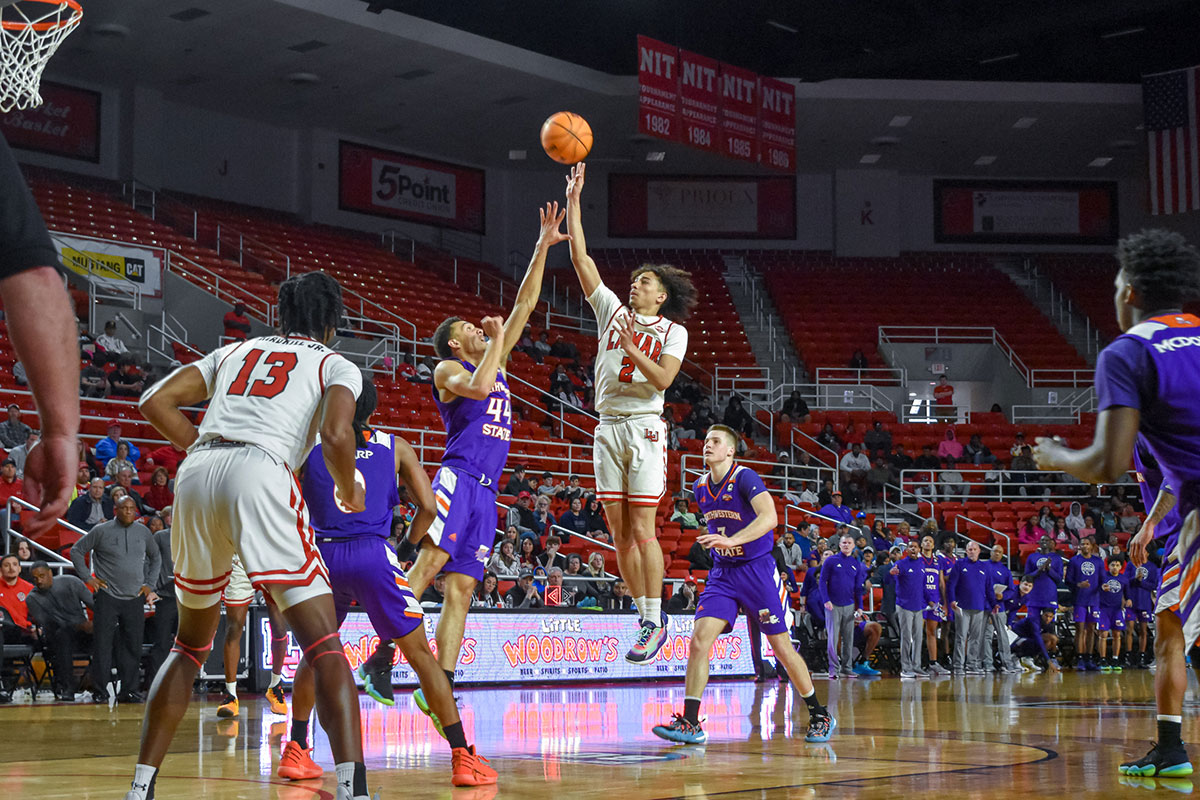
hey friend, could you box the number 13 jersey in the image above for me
[191,335,362,470]
[587,283,688,419]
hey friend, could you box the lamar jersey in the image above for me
[587,283,688,418]
[190,335,362,469]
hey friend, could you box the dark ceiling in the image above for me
[360,0,1200,84]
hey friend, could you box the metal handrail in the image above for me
[549,524,616,553]
[878,325,1032,386]
[784,504,865,537]
[815,366,906,388]
[953,515,1013,570]
[164,249,274,326]
[3,497,81,571]
[895,467,1125,503]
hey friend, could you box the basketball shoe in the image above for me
[265,684,288,715]
[413,687,446,739]
[1120,743,1194,777]
[359,663,394,706]
[216,692,239,718]
[805,713,837,743]
[451,746,498,786]
[278,741,323,780]
[652,713,708,744]
[625,613,670,665]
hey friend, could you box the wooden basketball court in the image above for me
[4,671,1193,799]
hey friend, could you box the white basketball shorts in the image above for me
[593,415,667,508]
[172,444,330,612]
[222,555,255,607]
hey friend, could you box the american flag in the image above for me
[1144,66,1200,215]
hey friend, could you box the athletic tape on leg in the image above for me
[171,637,213,669]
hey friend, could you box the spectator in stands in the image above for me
[671,498,701,529]
[606,579,633,611]
[504,466,531,496]
[143,467,173,513]
[222,303,252,341]
[1010,445,1036,494]
[0,459,23,521]
[0,552,35,645]
[420,573,446,606]
[866,457,891,507]
[888,445,914,479]
[103,441,135,482]
[964,434,996,465]
[789,450,816,484]
[533,330,552,361]
[112,468,147,514]
[1117,502,1142,534]
[938,458,969,501]
[936,427,963,462]
[549,364,572,397]
[517,537,540,570]
[473,573,503,608]
[863,421,892,459]
[549,334,578,360]
[395,355,417,382]
[894,520,912,544]
[504,568,543,609]
[722,396,755,437]
[776,530,804,571]
[70,496,160,703]
[80,351,108,398]
[506,491,539,538]
[145,442,186,477]
[107,356,144,399]
[781,390,811,424]
[559,475,584,503]
[95,320,128,364]
[1010,432,1028,457]
[487,540,520,578]
[77,319,97,354]
[94,420,140,468]
[1051,516,1075,546]
[933,375,954,417]
[537,471,560,500]
[818,491,854,525]
[839,443,870,492]
[66,477,112,531]
[849,349,869,370]
[582,552,611,601]
[688,534,714,570]
[667,577,697,612]
[516,324,535,356]
[414,355,436,384]
[795,481,819,506]
[27,561,93,701]
[540,535,567,571]
[559,497,590,538]
[533,494,556,536]
[0,404,30,450]
[914,444,940,471]
[583,495,609,542]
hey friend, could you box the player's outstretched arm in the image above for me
[499,202,570,358]
[564,163,602,297]
[320,385,364,514]
[140,366,210,450]
[613,313,683,391]
[1130,486,1176,566]
[394,435,436,545]
[696,492,778,550]
[1032,406,1139,485]
[436,316,506,401]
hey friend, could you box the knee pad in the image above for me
[171,637,213,670]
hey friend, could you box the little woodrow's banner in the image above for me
[53,233,163,297]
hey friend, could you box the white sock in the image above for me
[129,764,157,800]
[335,761,365,800]
[225,681,237,698]
[633,596,647,620]
[1160,714,1184,723]
[268,672,282,689]
[644,598,662,625]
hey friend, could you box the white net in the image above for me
[0,0,82,113]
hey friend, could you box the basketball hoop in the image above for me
[0,0,82,113]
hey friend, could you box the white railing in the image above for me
[50,232,145,333]
[3,497,85,572]
[163,249,275,326]
[951,515,1014,569]
[148,312,203,365]
[783,504,865,537]
[815,366,906,388]
[504,372,601,444]
[1027,369,1096,389]
[1024,259,1106,356]
[715,366,773,403]
[1010,405,1081,424]
[896,467,1130,503]
[386,423,594,481]
[678,453,833,498]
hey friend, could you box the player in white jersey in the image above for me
[126,272,373,800]
[565,162,697,663]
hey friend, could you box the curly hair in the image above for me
[1116,228,1200,310]
[352,372,377,449]
[278,271,344,340]
[432,316,463,360]
[632,264,698,322]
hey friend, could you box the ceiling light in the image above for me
[396,68,433,80]
[646,152,666,162]
[1101,26,1145,40]
[766,20,798,34]
[859,154,881,164]
[888,115,911,128]
[1088,157,1113,167]
[169,8,210,22]
[508,150,527,160]
[871,135,900,146]
[285,72,320,85]
[288,40,328,53]
[1012,117,1037,129]
[974,155,996,166]
[1111,139,1137,151]
[978,52,1019,66]
[92,23,131,38]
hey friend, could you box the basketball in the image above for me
[540,111,593,164]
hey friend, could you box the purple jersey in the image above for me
[1098,571,1128,609]
[302,430,400,538]
[1097,313,1200,545]
[921,555,943,604]
[693,464,771,566]
[1023,551,1063,608]
[434,359,512,487]
[1129,561,1159,611]
[894,556,928,612]
[1066,554,1106,607]
[1133,437,1181,542]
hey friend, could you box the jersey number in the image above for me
[486,396,511,425]
[227,348,298,399]
[619,357,634,383]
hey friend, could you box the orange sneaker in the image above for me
[265,684,288,715]
[451,745,498,786]
[216,692,239,718]
[278,740,323,781]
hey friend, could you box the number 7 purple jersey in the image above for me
[433,359,513,487]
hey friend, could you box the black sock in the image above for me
[353,762,367,798]
[291,717,309,749]
[683,697,702,725]
[443,668,456,690]
[146,772,157,800]
[369,641,395,671]
[444,720,468,750]
[1159,718,1184,750]
[801,689,826,717]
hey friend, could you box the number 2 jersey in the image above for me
[433,359,512,487]
[587,283,688,419]
[189,335,362,470]
[693,464,772,565]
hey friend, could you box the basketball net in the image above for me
[0,0,82,113]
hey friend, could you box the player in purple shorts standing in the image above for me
[918,535,950,675]
[1034,229,1200,777]
[652,425,833,744]
[1095,555,1129,672]
[285,380,496,787]
[1066,536,1104,671]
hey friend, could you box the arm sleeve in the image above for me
[0,135,61,278]
[1095,337,1153,412]
[663,321,689,362]
[70,530,95,577]
[585,283,622,328]
[322,354,364,398]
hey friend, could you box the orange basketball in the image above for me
[540,111,593,164]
